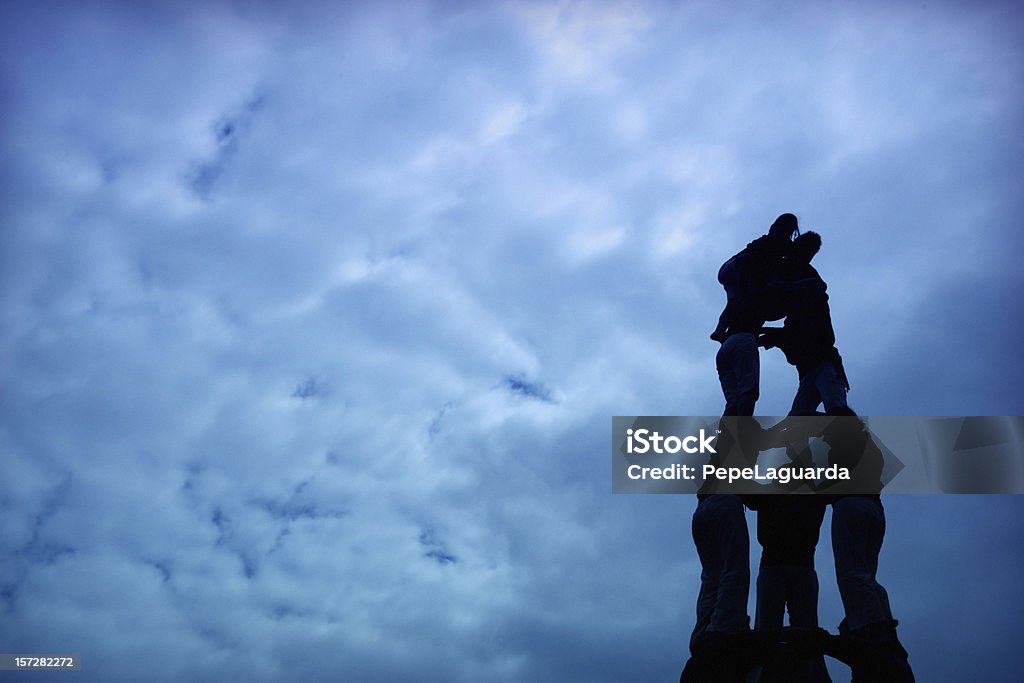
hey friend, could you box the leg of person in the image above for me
[784,567,833,683]
[691,496,751,646]
[832,497,913,682]
[690,499,722,653]
[755,567,787,631]
[784,566,820,629]
[753,566,830,683]
[709,495,752,634]
[717,333,760,416]
[755,498,822,632]
[684,500,721,682]
[832,497,891,629]
[781,499,827,634]
[814,361,848,414]
[759,506,828,682]
[687,495,753,682]
[789,369,822,416]
[753,566,790,683]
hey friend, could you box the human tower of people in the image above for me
[681,214,915,683]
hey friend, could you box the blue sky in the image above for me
[1,1,1022,681]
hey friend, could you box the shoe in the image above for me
[841,620,915,683]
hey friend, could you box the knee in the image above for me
[836,569,875,591]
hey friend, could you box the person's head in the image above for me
[793,230,822,264]
[768,213,799,241]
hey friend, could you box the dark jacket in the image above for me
[763,264,849,387]
[750,495,827,568]
[716,236,793,335]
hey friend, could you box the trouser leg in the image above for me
[815,362,848,414]
[786,568,832,683]
[783,566,820,629]
[755,567,787,631]
[755,566,831,682]
[832,497,891,630]
[691,495,750,651]
[790,371,822,416]
[832,497,914,682]
[717,333,759,416]
[790,360,848,416]
[686,495,753,682]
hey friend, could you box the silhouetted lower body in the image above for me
[831,496,914,682]
[752,567,832,682]
[751,498,831,682]
[681,630,759,683]
[684,494,752,681]
[791,360,847,416]
[717,333,759,416]
[692,495,750,643]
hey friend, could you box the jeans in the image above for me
[790,359,847,416]
[691,495,750,652]
[755,566,820,630]
[717,333,759,416]
[755,567,832,682]
[832,496,893,631]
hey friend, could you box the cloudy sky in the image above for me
[1,1,1022,681]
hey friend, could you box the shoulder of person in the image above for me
[745,235,772,251]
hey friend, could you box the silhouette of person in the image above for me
[713,213,799,415]
[711,213,799,345]
[715,229,830,681]
[737,416,830,682]
[757,233,914,680]
[757,231,848,416]
[683,493,752,682]
[745,493,832,683]
[683,213,801,683]
[823,411,915,682]
[686,421,759,682]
